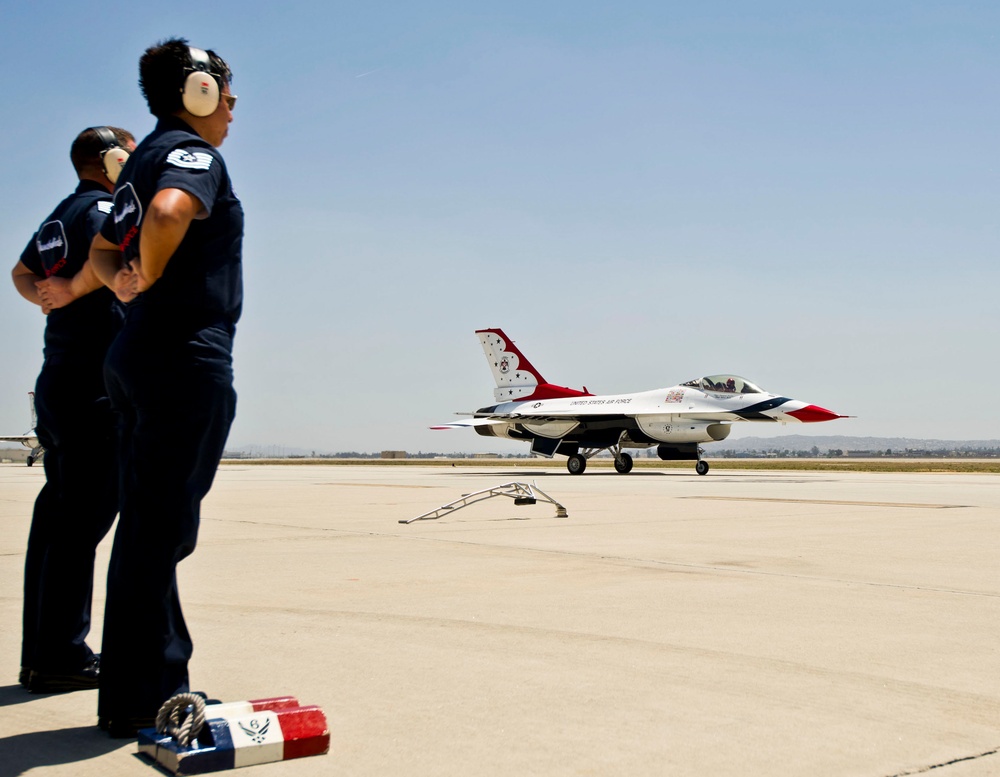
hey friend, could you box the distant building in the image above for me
[0,447,30,464]
[380,450,408,459]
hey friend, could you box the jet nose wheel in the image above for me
[695,460,710,476]
[614,453,634,474]
[566,454,587,475]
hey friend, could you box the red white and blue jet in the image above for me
[433,328,847,475]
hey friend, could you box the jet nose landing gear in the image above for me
[614,452,633,473]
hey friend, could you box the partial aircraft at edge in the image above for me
[433,328,847,475]
[0,392,44,466]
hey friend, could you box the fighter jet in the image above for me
[0,392,45,466]
[432,328,847,475]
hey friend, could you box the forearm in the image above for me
[135,212,187,284]
[12,267,43,306]
[90,234,140,302]
[90,240,125,288]
[68,260,104,298]
[135,189,200,287]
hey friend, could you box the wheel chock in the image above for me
[138,695,330,774]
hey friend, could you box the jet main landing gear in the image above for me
[564,437,635,475]
[614,453,633,473]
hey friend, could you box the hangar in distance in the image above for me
[433,328,847,475]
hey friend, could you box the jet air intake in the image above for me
[706,423,731,441]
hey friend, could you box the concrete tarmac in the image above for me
[1,462,998,776]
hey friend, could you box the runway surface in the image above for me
[1,463,998,776]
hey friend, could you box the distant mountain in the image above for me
[716,435,1000,453]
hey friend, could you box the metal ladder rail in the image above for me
[400,481,568,524]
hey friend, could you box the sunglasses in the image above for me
[223,93,238,110]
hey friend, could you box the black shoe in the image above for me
[19,666,30,688]
[28,654,100,694]
[101,692,217,738]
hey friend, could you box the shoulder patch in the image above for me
[97,200,113,214]
[166,149,214,171]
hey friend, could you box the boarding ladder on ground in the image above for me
[400,481,568,524]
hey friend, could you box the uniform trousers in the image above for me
[98,306,236,721]
[22,356,118,672]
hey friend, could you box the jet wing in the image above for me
[431,411,589,425]
[0,435,36,443]
[506,408,628,422]
[430,418,508,430]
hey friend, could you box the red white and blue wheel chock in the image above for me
[137,694,329,774]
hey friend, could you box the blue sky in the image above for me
[1,2,997,452]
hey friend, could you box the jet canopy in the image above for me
[682,375,764,395]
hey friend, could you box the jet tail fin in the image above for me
[29,392,37,430]
[475,328,591,403]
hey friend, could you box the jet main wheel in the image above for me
[566,454,587,475]
[614,453,634,474]
[695,460,710,476]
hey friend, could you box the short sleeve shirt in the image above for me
[100,116,243,327]
[20,181,122,358]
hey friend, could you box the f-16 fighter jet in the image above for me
[433,328,847,475]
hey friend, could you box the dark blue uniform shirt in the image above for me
[100,116,243,329]
[20,180,122,360]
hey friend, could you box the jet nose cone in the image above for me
[786,405,846,423]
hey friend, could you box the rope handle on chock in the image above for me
[156,692,207,748]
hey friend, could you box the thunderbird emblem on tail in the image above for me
[432,328,848,475]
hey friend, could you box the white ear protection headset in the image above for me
[92,126,129,185]
[180,46,221,117]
